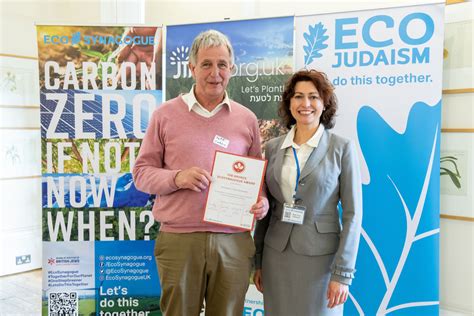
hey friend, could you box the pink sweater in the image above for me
[133,96,263,233]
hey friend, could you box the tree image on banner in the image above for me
[346,102,441,315]
[303,22,329,66]
[165,17,294,121]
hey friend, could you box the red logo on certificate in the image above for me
[232,161,245,173]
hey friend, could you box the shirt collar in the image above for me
[280,124,325,149]
[182,84,231,112]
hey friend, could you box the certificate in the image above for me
[203,151,267,230]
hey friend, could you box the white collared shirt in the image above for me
[181,85,231,118]
[279,124,325,204]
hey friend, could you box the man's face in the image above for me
[189,45,233,105]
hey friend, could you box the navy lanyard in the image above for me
[292,147,301,200]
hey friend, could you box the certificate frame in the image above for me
[440,132,474,219]
[0,54,40,107]
[0,129,41,179]
[203,150,267,231]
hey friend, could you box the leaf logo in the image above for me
[345,102,442,315]
[71,32,81,45]
[303,22,329,66]
[169,46,189,65]
[232,161,245,173]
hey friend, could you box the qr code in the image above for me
[48,292,78,316]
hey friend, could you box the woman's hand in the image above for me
[326,280,348,308]
[253,269,264,293]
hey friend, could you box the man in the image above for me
[133,30,269,316]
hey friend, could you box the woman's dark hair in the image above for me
[278,69,338,129]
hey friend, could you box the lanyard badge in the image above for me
[282,203,306,224]
[281,147,306,225]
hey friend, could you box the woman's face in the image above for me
[289,80,324,129]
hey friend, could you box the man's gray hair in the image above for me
[189,29,234,66]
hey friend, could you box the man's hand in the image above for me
[174,167,212,192]
[250,196,269,220]
[326,280,348,308]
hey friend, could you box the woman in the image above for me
[253,69,363,315]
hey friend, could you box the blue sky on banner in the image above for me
[165,16,294,77]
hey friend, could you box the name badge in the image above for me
[282,203,306,225]
[213,135,230,148]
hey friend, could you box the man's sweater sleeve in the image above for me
[132,110,180,195]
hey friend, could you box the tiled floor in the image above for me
[0,269,41,315]
[0,269,472,315]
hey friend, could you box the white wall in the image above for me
[0,0,102,56]
[145,0,442,26]
[441,2,474,314]
[440,219,474,313]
